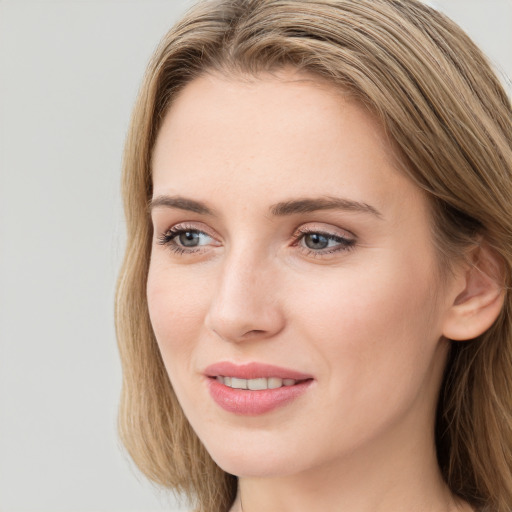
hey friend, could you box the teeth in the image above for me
[268,377,283,389]
[247,377,267,390]
[216,376,298,390]
[230,377,247,389]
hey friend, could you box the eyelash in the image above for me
[157,224,356,257]
[293,227,356,257]
[157,224,211,255]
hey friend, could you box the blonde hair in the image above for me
[115,1,512,511]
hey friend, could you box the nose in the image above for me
[204,250,285,343]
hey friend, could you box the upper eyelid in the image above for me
[159,221,217,237]
[294,223,356,239]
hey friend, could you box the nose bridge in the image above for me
[205,244,284,342]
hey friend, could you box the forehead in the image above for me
[154,69,390,161]
[151,69,425,222]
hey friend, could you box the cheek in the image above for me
[146,259,210,369]
[279,257,445,452]
[287,252,442,387]
[293,255,437,330]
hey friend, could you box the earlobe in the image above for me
[442,244,505,341]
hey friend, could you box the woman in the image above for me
[115,1,512,511]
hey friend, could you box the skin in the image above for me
[147,69,474,512]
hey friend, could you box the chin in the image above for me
[200,429,315,478]
[213,452,298,479]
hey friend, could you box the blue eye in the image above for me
[157,225,354,257]
[158,227,214,253]
[303,233,331,250]
[298,230,355,254]
[177,230,204,247]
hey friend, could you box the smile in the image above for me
[204,362,314,415]
[215,376,299,390]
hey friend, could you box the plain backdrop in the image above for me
[0,1,510,511]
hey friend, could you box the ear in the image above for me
[442,243,505,341]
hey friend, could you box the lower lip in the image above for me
[207,378,313,415]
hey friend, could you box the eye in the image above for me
[302,233,337,250]
[157,225,217,254]
[295,227,355,256]
[175,230,207,247]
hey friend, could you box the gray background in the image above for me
[0,1,510,511]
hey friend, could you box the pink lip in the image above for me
[204,361,313,380]
[204,362,314,415]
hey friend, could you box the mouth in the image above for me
[204,362,314,415]
[212,375,308,390]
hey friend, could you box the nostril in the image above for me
[242,329,266,337]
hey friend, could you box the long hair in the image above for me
[115,1,512,511]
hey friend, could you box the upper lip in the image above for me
[203,361,313,380]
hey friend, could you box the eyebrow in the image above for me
[149,194,382,218]
[149,195,214,215]
[270,196,382,218]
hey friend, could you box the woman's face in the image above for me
[148,70,461,478]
